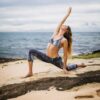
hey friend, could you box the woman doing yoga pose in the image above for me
[25,7,86,77]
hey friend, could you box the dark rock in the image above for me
[0,58,24,64]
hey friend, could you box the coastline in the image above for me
[0,58,24,64]
[0,49,100,64]
[0,50,100,100]
[72,50,100,59]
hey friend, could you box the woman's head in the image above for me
[63,25,72,57]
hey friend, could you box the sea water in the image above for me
[0,32,100,58]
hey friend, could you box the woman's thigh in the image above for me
[29,49,52,63]
[52,57,63,69]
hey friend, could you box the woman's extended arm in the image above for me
[62,39,68,74]
[54,7,72,35]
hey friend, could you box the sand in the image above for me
[0,58,100,100]
[9,83,100,100]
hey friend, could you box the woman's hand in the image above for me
[63,68,68,74]
[54,7,72,34]
[67,7,72,16]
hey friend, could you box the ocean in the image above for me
[0,32,100,58]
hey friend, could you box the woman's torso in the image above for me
[46,35,64,58]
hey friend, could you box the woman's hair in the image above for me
[63,26,72,57]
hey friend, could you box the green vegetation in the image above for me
[72,52,100,59]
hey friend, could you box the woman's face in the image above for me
[61,25,69,32]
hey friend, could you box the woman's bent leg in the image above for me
[76,63,86,68]
[24,61,33,78]
[25,49,52,77]
[52,57,63,69]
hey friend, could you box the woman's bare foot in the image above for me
[63,68,69,74]
[77,63,86,68]
[23,73,33,78]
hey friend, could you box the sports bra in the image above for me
[49,36,63,48]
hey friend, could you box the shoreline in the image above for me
[0,58,25,64]
[0,49,100,64]
[72,49,100,59]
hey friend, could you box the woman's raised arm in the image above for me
[54,7,72,35]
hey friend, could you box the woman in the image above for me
[25,7,86,77]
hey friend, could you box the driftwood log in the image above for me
[0,70,100,100]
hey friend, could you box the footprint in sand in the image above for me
[96,89,100,97]
[15,62,19,64]
[88,60,94,63]
[15,61,23,64]
[75,95,94,99]
[21,61,23,63]
[73,88,79,91]
[2,64,8,68]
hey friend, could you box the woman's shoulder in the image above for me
[62,37,68,42]
[61,37,68,45]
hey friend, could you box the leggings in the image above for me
[28,49,63,69]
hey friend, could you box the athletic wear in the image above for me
[28,49,63,68]
[28,49,77,71]
[67,63,77,71]
[49,36,63,48]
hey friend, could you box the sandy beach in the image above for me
[9,83,100,100]
[0,57,100,100]
[0,0,100,99]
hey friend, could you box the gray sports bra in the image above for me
[49,36,63,48]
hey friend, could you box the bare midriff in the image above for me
[46,43,61,58]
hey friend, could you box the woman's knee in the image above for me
[28,49,36,62]
[29,49,36,55]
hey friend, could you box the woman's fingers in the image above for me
[67,7,72,14]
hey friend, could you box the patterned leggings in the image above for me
[28,49,63,69]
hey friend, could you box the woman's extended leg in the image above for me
[67,63,86,71]
[76,63,86,68]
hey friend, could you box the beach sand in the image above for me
[9,83,100,100]
[0,58,100,100]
